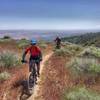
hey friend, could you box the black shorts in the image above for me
[29,56,40,72]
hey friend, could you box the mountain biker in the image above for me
[54,36,61,49]
[21,39,42,77]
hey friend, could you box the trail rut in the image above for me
[28,52,53,100]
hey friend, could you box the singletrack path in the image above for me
[28,52,53,100]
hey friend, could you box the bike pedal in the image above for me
[35,82,38,85]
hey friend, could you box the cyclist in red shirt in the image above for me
[21,39,42,77]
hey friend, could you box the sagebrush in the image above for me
[62,87,100,100]
[69,57,100,76]
[0,51,20,68]
[0,71,11,81]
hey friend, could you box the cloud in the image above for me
[0,18,100,30]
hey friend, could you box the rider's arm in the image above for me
[37,47,42,61]
[22,47,30,61]
[54,38,57,42]
[39,52,42,61]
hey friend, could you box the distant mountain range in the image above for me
[62,32,100,47]
[0,29,100,41]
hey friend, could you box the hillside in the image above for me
[62,32,100,47]
[0,37,100,100]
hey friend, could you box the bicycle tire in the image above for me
[28,60,37,90]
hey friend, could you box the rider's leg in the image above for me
[36,62,40,77]
[57,43,61,49]
[29,59,33,72]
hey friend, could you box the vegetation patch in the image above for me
[69,57,100,77]
[54,47,72,56]
[62,32,100,47]
[0,36,12,43]
[64,44,83,55]
[0,51,21,68]
[0,71,11,81]
[62,87,100,100]
[17,38,30,49]
[79,47,100,58]
[38,40,47,49]
[3,35,11,39]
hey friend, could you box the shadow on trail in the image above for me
[19,80,32,100]
[13,79,34,100]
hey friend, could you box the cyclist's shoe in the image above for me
[29,72,31,75]
[35,81,38,85]
[37,73,40,77]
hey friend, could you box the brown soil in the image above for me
[0,65,28,100]
[30,55,73,100]
[0,41,100,100]
[28,54,100,100]
[0,42,52,100]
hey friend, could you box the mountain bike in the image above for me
[22,60,38,93]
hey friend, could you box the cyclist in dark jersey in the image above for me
[54,36,61,49]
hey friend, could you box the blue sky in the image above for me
[0,0,100,30]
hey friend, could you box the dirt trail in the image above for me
[28,52,53,100]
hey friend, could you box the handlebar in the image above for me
[21,60,28,64]
[21,59,42,64]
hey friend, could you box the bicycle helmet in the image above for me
[30,39,37,45]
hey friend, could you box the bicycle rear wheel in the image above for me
[28,62,37,90]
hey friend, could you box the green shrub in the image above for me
[62,87,100,100]
[88,64,100,74]
[0,71,11,81]
[69,57,100,76]
[0,51,20,68]
[64,44,83,55]
[38,40,47,49]
[54,48,72,56]
[0,36,12,43]
[3,35,11,39]
[91,47,100,58]
[17,38,30,49]
[79,47,100,58]
[40,43,47,49]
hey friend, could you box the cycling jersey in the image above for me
[55,37,61,44]
[25,45,41,57]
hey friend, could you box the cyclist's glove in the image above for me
[21,59,27,63]
[39,57,42,61]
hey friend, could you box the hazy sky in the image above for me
[0,0,100,30]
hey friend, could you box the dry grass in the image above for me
[0,71,11,82]
[34,54,72,100]
[0,50,21,68]
[62,86,100,100]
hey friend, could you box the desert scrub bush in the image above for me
[62,87,100,100]
[0,36,12,43]
[38,40,47,49]
[79,46,100,58]
[64,44,83,55]
[0,51,21,68]
[3,35,11,39]
[0,71,11,81]
[90,47,100,58]
[54,47,72,56]
[17,38,30,49]
[69,57,100,76]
